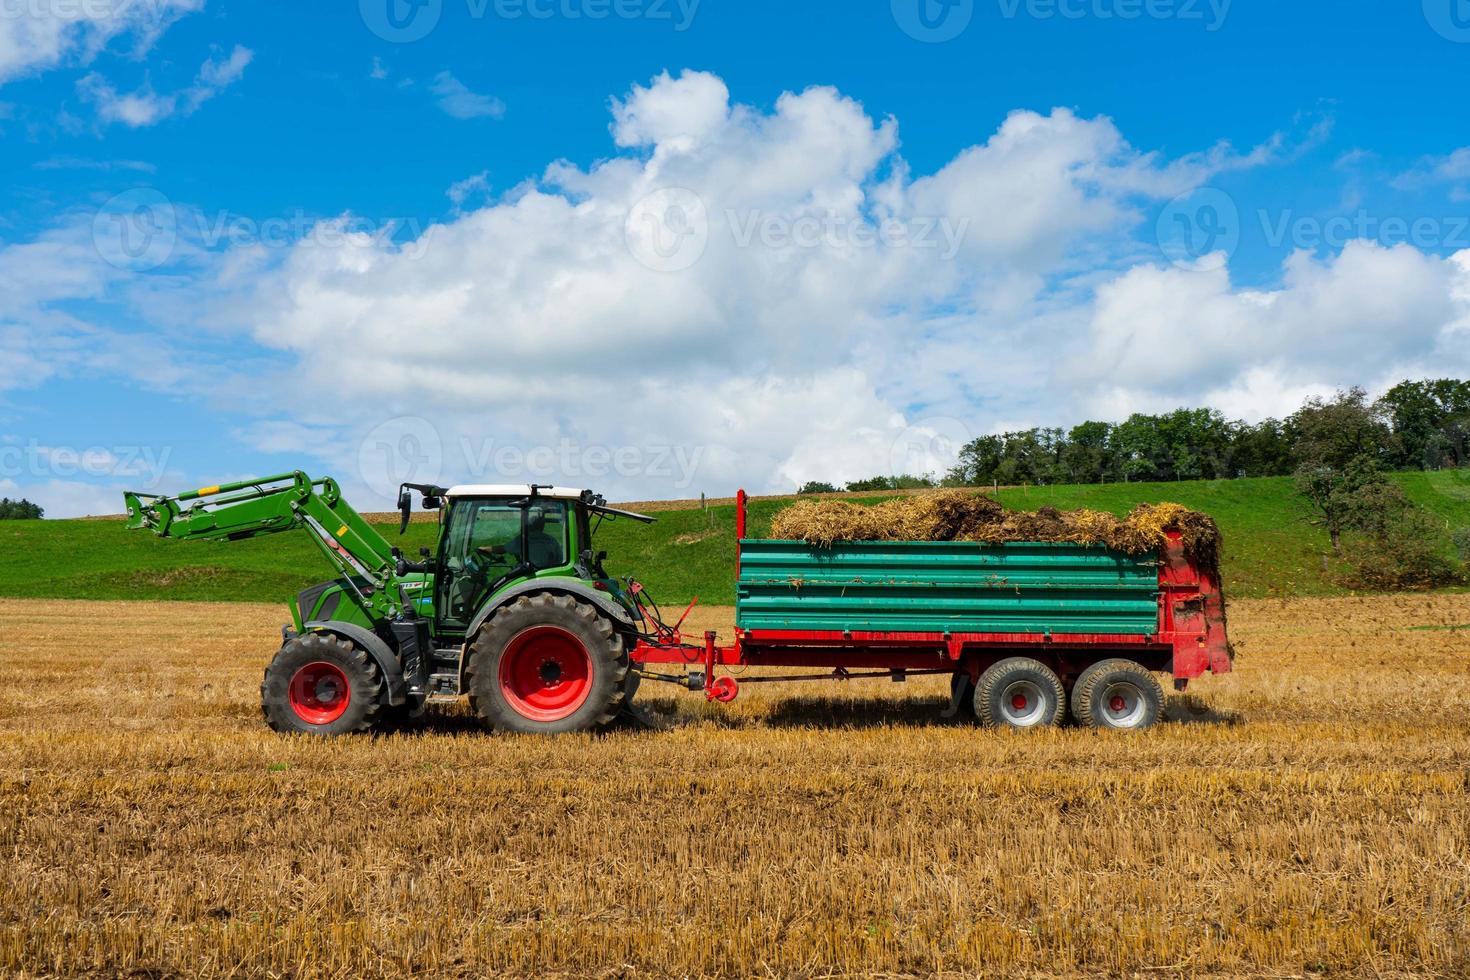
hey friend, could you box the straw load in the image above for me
[770,490,1222,575]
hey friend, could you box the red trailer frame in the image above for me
[629,490,1232,703]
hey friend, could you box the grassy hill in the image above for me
[2,472,1467,607]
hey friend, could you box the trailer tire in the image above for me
[465,593,627,734]
[261,632,384,736]
[974,658,1065,730]
[1071,659,1164,731]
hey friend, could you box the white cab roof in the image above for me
[445,485,588,500]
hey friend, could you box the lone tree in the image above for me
[0,498,44,520]
[1291,389,1394,554]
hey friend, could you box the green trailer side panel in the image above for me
[736,540,1160,635]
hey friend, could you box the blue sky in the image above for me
[2,0,1469,515]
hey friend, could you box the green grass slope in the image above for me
[2,472,1467,607]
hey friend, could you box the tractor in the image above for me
[125,474,658,735]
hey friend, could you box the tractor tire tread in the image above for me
[260,632,383,736]
[465,592,626,734]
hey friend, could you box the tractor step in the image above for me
[425,672,461,702]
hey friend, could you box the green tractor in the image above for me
[124,473,658,735]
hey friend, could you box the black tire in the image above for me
[261,633,384,736]
[464,593,627,734]
[1071,659,1164,731]
[973,657,1065,730]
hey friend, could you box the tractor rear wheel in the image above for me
[1071,659,1164,731]
[465,593,627,734]
[261,633,384,736]
[973,657,1065,730]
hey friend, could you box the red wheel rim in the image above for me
[498,626,593,722]
[288,661,352,725]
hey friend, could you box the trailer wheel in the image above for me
[973,658,1065,730]
[1071,659,1164,731]
[261,632,383,736]
[465,593,627,734]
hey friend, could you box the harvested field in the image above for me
[2,595,1469,977]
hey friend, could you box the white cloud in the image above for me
[1072,240,1468,419]
[78,44,251,128]
[447,170,491,208]
[431,71,505,120]
[0,0,202,84]
[1396,147,1470,190]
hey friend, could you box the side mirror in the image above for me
[398,490,412,535]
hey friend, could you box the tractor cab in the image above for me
[401,484,655,640]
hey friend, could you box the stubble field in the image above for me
[1,594,1468,978]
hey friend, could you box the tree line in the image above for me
[946,378,1470,488]
[798,378,1470,494]
[0,498,43,520]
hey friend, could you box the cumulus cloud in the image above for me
[0,0,202,84]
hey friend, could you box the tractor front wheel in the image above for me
[465,594,627,734]
[261,633,384,736]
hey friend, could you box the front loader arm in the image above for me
[124,471,401,596]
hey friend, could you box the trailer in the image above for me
[629,491,1232,730]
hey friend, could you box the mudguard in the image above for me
[465,576,636,638]
[303,620,407,705]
